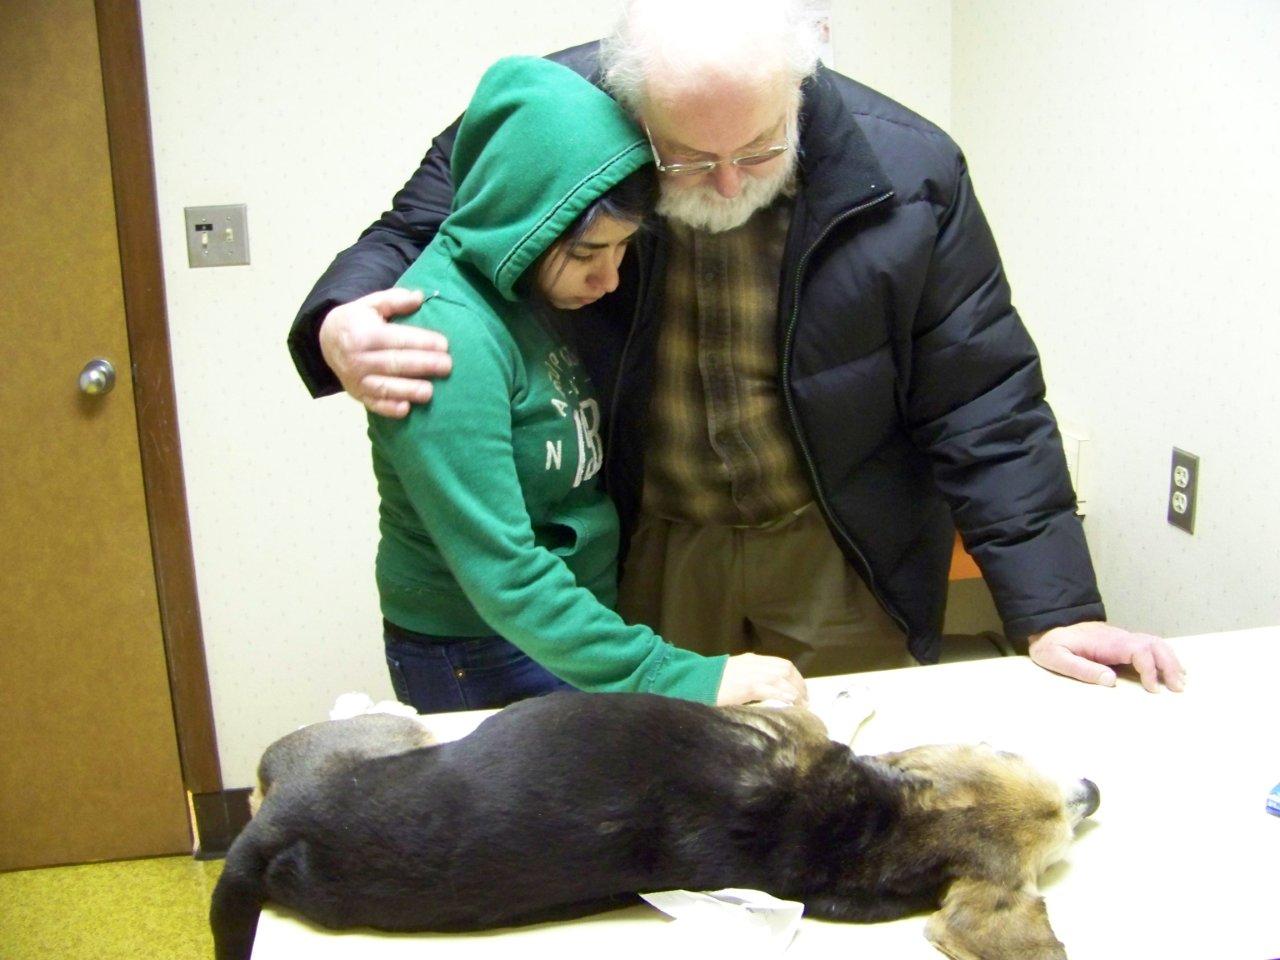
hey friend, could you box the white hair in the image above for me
[601,0,827,115]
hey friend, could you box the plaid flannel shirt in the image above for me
[642,198,812,526]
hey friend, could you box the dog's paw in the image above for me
[327,691,373,721]
[329,692,420,721]
[329,692,376,720]
[369,699,420,718]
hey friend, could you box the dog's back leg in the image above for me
[210,825,269,960]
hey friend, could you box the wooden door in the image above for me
[0,0,192,869]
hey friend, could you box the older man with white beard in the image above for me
[289,0,1185,693]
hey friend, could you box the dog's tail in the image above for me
[209,824,269,960]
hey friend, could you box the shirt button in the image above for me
[455,669,466,679]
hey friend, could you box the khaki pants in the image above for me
[617,504,915,677]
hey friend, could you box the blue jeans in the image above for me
[383,626,572,714]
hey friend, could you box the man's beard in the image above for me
[656,151,797,234]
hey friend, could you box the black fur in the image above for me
[212,692,949,959]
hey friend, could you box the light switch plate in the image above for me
[184,204,249,267]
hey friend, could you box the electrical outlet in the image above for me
[1167,448,1199,534]
[184,204,249,267]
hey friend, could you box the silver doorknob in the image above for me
[79,358,116,396]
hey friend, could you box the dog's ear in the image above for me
[924,877,1067,960]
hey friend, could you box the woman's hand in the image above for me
[715,653,808,707]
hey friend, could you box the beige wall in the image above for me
[952,0,1280,637]
[830,0,952,127]
[140,2,622,787]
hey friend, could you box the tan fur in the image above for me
[926,878,1067,960]
[724,714,1085,959]
[718,704,834,774]
[880,744,1075,886]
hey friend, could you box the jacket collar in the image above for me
[793,66,894,234]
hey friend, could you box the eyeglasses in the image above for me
[643,121,792,177]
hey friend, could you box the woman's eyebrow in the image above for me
[572,237,634,251]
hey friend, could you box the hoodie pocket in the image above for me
[539,514,585,558]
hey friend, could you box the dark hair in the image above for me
[560,162,657,251]
[518,163,658,303]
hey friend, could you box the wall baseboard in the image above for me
[190,788,253,859]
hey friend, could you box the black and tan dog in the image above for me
[211,691,1098,960]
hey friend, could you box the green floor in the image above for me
[0,856,223,959]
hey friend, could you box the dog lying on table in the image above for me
[210,691,1098,960]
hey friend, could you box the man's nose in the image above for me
[708,163,743,198]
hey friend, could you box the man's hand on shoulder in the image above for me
[1027,621,1186,692]
[319,288,453,418]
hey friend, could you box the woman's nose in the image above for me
[593,260,620,293]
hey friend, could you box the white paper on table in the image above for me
[639,888,804,956]
[816,684,876,745]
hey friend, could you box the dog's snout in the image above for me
[1074,778,1100,820]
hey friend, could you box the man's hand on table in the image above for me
[319,287,452,418]
[1027,621,1186,692]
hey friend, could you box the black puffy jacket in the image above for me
[289,42,1105,661]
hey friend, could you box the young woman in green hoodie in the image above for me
[365,56,806,714]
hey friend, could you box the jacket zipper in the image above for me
[779,189,912,636]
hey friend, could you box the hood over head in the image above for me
[442,56,650,302]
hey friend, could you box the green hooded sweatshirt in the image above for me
[367,57,726,703]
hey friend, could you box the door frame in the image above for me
[94,0,243,855]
